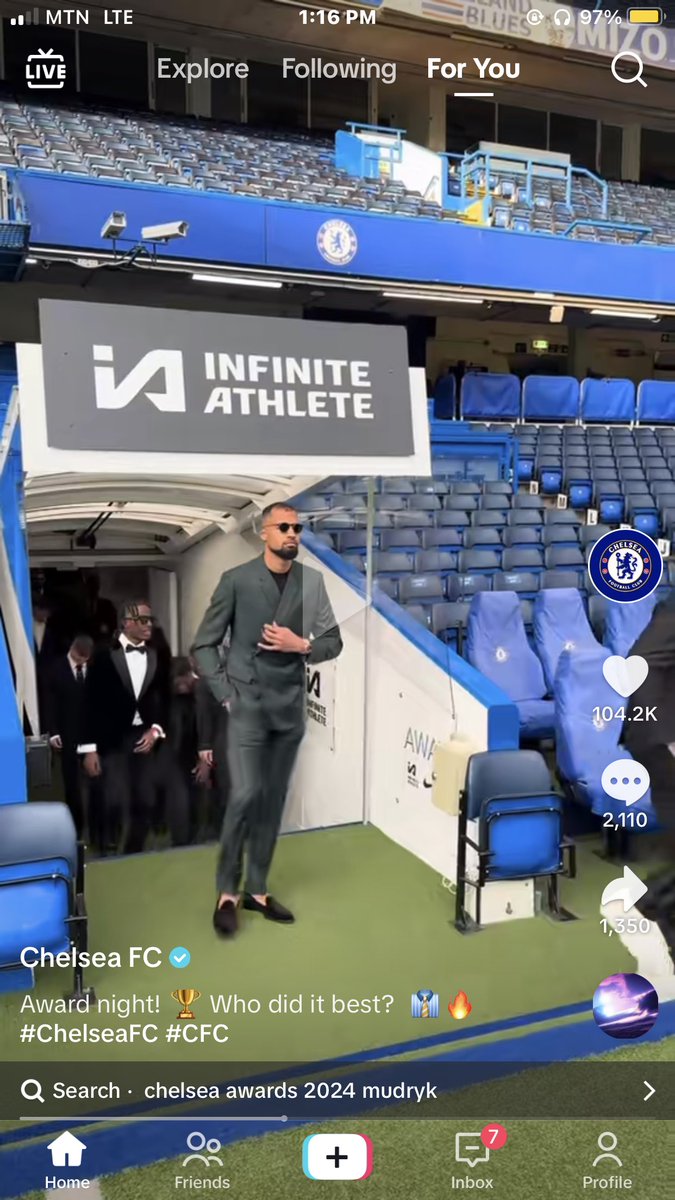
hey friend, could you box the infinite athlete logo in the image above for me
[588,529,663,603]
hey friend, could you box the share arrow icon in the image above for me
[600,865,649,913]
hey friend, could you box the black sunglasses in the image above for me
[268,522,304,534]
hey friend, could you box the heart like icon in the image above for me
[602,655,649,698]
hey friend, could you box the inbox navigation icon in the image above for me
[455,1132,490,1168]
[303,1134,373,1180]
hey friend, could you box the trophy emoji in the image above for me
[172,988,202,1020]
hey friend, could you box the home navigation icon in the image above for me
[47,1131,87,1168]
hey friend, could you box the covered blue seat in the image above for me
[533,588,600,690]
[0,802,90,997]
[466,591,555,739]
[461,373,521,421]
[580,378,636,424]
[431,600,471,650]
[555,649,655,824]
[637,380,675,425]
[455,748,575,932]
[522,375,579,422]
[603,592,657,657]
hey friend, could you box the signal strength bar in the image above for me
[10,7,41,24]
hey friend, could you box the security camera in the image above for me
[101,211,127,239]
[141,221,189,243]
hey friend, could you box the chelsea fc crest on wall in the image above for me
[317,219,358,266]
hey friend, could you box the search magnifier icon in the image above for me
[611,51,647,87]
[21,1078,45,1103]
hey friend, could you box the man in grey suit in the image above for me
[192,502,343,936]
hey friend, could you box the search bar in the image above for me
[611,51,647,87]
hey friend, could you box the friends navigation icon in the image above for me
[182,1132,223,1168]
[601,865,648,912]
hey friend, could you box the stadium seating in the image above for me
[555,648,655,822]
[5,99,675,245]
[455,749,575,932]
[0,802,89,996]
[533,588,600,691]
[603,592,658,657]
[465,592,555,739]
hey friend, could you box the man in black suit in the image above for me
[33,595,67,730]
[192,502,342,937]
[624,596,675,953]
[81,599,169,855]
[44,634,95,838]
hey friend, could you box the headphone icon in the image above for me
[554,8,572,23]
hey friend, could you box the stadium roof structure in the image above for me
[24,471,321,562]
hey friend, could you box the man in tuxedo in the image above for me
[44,635,95,838]
[81,600,169,855]
[624,595,675,955]
[192,502,343,938]
[34,595,67,730]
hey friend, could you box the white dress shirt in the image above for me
[78,634,163,754]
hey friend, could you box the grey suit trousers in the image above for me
[216,683,304,895]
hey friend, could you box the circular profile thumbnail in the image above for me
[587,529,662,603]
[592,972,659,1040]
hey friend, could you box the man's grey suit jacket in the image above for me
[191,555,343,730]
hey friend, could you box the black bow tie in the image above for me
[125,645,147,655]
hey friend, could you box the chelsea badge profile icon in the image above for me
[588,528,663,603]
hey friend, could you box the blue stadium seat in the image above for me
[431,601,471,651]
[544,508,582,528]
[458,549,502,574]
[380,529,423,552]
[455,749,575,932]
[588,594,607,641]
[414,479,448,495]
[464,527,503,550]
[0,803,89,996]
[372,551,414,577]
[541,569,581,590]
[507,510,544,528]
[471,510,508,528]
[512,492,544,509]
[603,592,657,657]
[382,478,414,494]
[522,376,579,422]
[539,464,563,494]
[447,573,492,600]
[493,571,540,598]
[311,533,335,551]
[637,380,675,425]
[422,528,463,551]
[466,592,555,740]
[433,374,456,420]
[555,648,655,823]
[461,373,521,421]
[483,481,513,495]
[414,550,458,576]
[580,524,611,547]
[533,588,600,690]
[580,378,636,424]
[544,546,585,575]
[374,494,405,512]
[411,494,442,512]
[502,526,541,547]
[399,574,445,606]
[394,511,434,528]
[444,494,479,512]
[337,531,370,554]
[450,482,482,495]
[437,510,471,531]
[543,524,581,547]
[404,603,432,629]
[502,546,545,572]
[374,577,398,601]
[479,494,511,511]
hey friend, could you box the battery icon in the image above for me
[627,7,663,21]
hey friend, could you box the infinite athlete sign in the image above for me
[36,300,416,459]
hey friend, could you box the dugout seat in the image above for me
[465,591,555,740]
[0,802,90,998]
[533,588,600,691]
[455,749,575,932]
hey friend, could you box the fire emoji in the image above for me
[448,991,472,1020]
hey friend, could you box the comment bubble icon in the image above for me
[455,1131,490,1168]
